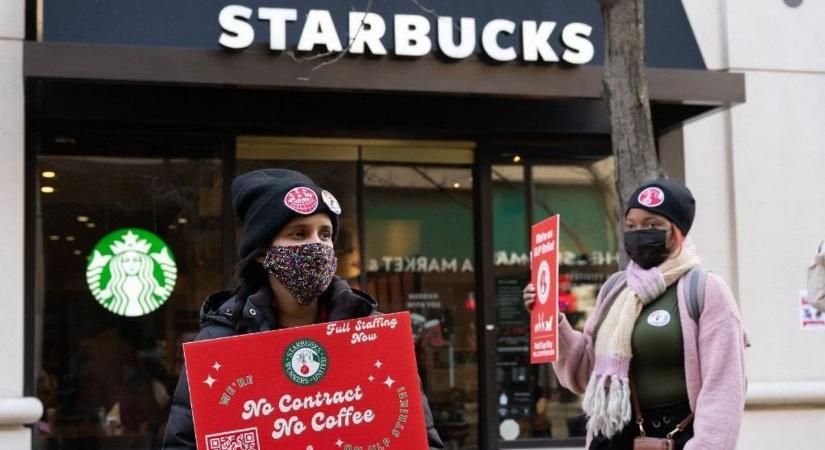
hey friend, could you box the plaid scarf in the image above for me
[582,245,700,437]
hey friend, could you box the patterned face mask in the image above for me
[263,243,338,305]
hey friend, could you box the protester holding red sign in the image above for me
[524,179,746,450]
[162,169,444,449]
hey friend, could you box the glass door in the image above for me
[361,162,478,450]
[477,148,620,448]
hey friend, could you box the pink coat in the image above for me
[554,273,746,449]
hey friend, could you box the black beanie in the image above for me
[231,169,341,259]
[625,179,696,235]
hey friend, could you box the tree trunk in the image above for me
[599,0,663,210]
[599,0,663,266]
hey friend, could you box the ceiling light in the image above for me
[87,223,96,228]
[66,236,75,242]
[41,171,56,178]
[73,250,82,256]
[169,224,178,230]
[49,235,60,241]
[41,186,55,194]
[453,182,461,189]
[77,216,89,223]
[178,218,188,224]
[513,155,522,163]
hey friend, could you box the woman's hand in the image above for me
[523,283,536,312]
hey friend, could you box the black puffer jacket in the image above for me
[162,277,445,449]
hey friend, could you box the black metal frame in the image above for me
[472,146,498,449]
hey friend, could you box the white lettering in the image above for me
[482,19,517,62]
[522,21,558,62]
[437,17,476,59]
[461,258,474,272]
[535,230,554,244]
[219,5,255,50]
[351,332,377,344]
[242,398,274,420]
[561,22,594,64]
[272,416,306,439]
[395,14,432,56]
[349,12,388,55]
[217,8,595,65]
[311,406,375,432]
[442,258,458,272]
[258,7,297,51]
[278,386,364,414]
[298,10,343,52]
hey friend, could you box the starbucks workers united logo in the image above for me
[284,339,328,385]
[86,229,177,317]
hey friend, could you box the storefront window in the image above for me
[363,164,478,450]
[492,156,619,444]
[32,134,617,450]
[35,145,224,450]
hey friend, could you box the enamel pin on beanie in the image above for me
[637,187,665,207]
[626,179,696,235]
[283,187,319,214]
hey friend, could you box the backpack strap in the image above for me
[684,267,708,323]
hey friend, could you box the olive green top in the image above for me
[594,284,689,408]
[630,284,689,407]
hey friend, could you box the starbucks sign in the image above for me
[86,228,177,317]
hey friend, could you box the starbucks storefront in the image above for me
[23,1,744,449]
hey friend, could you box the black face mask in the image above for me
[624,229,670,269]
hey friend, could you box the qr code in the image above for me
[205,427,259,450]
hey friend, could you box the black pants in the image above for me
[589,402,694,450]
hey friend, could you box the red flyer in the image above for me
[183,311,428,450]
[530,215,559,364]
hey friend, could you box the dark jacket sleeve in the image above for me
[162,325,233,450]
[419,378,446,449]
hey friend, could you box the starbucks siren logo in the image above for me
[283,339,328,385]
[86,228,177,317]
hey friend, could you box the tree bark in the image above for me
[599,0,663,212]
[599,0,663,267]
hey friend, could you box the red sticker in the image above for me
[638,187,665,207]
[284,187,319,214]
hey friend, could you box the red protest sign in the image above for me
[183,312,428,450]
[530,215,559,364]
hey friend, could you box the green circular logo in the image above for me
[283,339,328,385]
[85,228,177,317]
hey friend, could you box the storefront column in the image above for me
[0,0,41,448]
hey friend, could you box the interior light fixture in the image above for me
[49,235,60,241]
[77,216,89,223]
[178,218,188,224]
[87,223,96,228]
[73,250,82,256]
[41,186,55,194]
[66,236,75,242]
[41,171,56,178]
[513,155,522,163]
[453,182,461,189]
